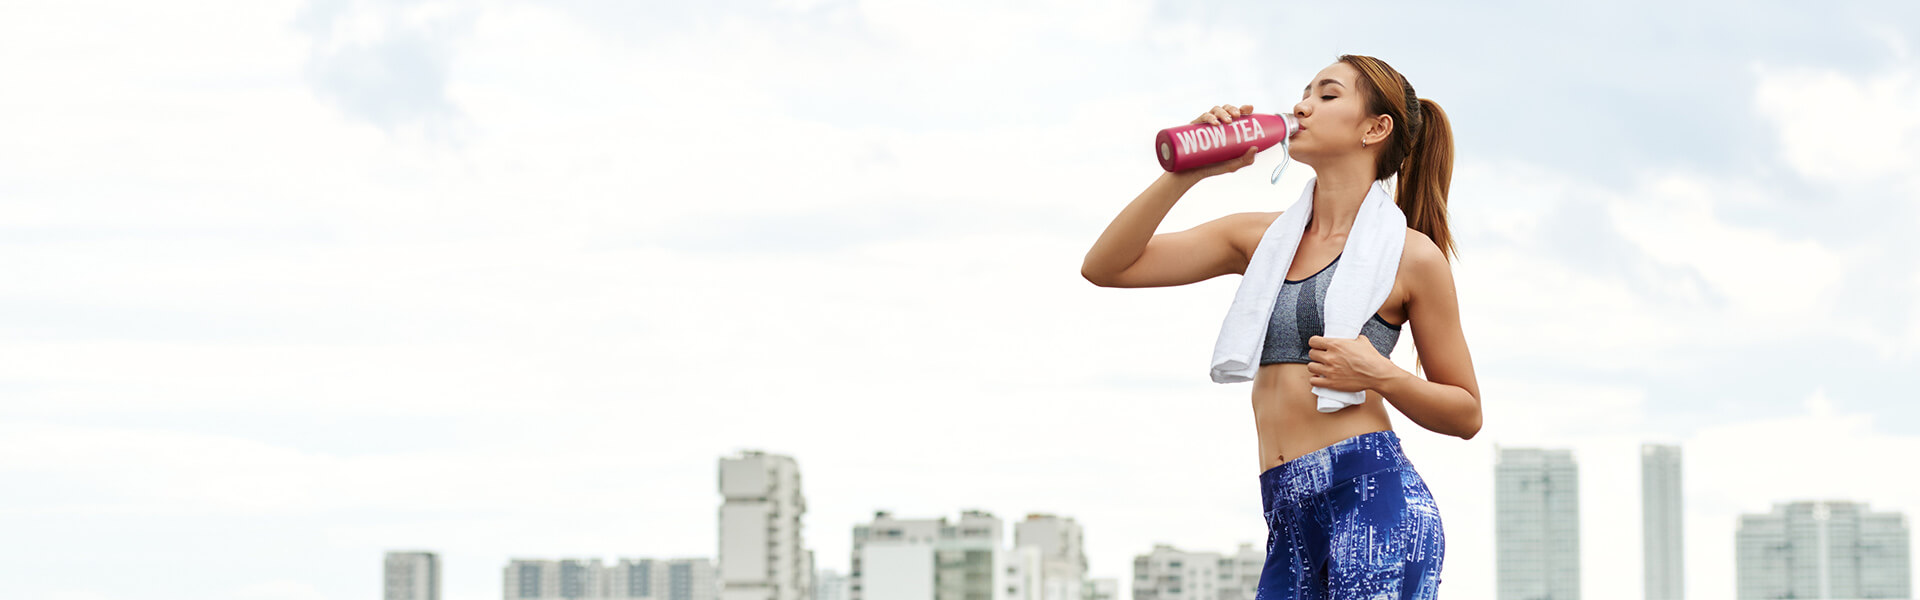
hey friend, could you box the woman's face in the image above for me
[1288,61,1387,166]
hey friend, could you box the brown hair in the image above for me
[1338,54,1457,263]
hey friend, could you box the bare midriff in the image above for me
[1251,362,1395,475]
[1240,220,1415,476]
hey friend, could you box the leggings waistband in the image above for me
[1259,430,1413,508]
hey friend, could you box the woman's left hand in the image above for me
[1306,335,1404,393]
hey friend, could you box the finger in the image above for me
[1308,335,1326,349]
[1241,104,1254,114]
[1227,104,1241,117]
[1213,106,1233,123]
[1307,349,1325,362]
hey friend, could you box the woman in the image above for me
[1081,55,1481,598]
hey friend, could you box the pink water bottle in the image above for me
[1154,113,1299,172]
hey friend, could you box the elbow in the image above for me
[1455,403,1483,440]
[1081,264,1115,288]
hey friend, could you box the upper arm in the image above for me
[1094,211,1270,288]
[1405,232,1480,402]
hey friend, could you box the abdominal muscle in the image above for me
[1251,362,1393,474]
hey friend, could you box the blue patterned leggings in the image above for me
[1256,430,1446,599]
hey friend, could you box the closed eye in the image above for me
[1322,96,1336,101]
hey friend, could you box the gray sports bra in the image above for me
[1259,252,1403,365]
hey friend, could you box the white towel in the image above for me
[1209,177,1407,412]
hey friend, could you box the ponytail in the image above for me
[1396,97,1456,263]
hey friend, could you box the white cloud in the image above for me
[1750,57,1920,357]
[1441,158,1917,372]
[295,0,478,137]
[1608,172,1847,326]
[39,592,123,600]
[1753,61,1920,185]
[854,0,1153,55]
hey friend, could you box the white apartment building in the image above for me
[852,509,1005,600]
[1130,543,1260,600]
[719,450,813,600]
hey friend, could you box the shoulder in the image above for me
[1400,227,1450,289]
[1250,210,1284,235]
[1235,210,1283,231]
[1217,211,1283,260]
[1402,228,1443,265]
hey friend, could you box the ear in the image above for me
[1363,114,1395,147]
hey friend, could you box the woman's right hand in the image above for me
[1173,103,1260,181]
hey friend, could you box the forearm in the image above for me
[1376,366,1482,439]
[1081,172,1198,281]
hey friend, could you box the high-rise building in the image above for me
[813,569,847,600]
[1007,546,1045,600]
[1215,544,1261,600]
[503,557,716,600]
[385,551,441,600]
[936,510,1004,600]
[1496,447,1580,600]
[850,509,1005,600]
[1641,443,1683,600]
[1130,543,1259,600]
[1735,500,1911,599]
[1013,514,1087,600]
[719,450,812,600]
[1081,578,1118,600]
[505,559,606,599]
[852,510,940,600]
[619,559,719,600]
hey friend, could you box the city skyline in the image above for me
[385,446,1910,600]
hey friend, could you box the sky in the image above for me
[3,1,1919,599]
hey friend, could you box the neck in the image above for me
[1307,160,1377,238]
